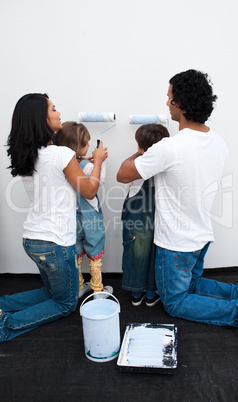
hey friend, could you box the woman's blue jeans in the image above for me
[155,243,238,327]
[0,239,79,343]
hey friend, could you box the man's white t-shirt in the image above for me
[135,128,228,252]
[22,145,77,246]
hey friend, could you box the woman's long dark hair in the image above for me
[7,93,54,177]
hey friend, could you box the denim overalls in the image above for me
[121,178,156,292]
[76,159,105,260]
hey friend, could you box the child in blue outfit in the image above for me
[57,122,113,299]
[120,124,169,306]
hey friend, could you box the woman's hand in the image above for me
[92,141,108,164]
[64,142,108,199]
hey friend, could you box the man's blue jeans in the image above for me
[0,239,79,343]
[155,243,238,327]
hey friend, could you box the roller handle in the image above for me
[96,139,100,148]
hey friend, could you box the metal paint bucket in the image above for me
[80,293,120,362]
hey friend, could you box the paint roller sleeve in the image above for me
[78,112,116,122]
[129,114,167,125]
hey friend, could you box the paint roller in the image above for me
[129,114,168,126]
[78,112,116,147]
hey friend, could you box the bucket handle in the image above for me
[80,292,121,316]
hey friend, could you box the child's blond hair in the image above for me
[57,121,90,159]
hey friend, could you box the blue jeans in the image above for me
[0,239,79,343]
[155,243,238,327]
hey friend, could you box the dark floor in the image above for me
[0,269,237,402]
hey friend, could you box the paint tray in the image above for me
[117,323,177,374]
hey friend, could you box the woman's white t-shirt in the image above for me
[135,128,228,252]
[22,145,76,246]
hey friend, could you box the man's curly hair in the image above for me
[169,69,217,124]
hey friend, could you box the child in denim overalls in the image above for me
[57,122,113,299]
[121,124,169,306]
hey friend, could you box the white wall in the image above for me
[0,0,238,273]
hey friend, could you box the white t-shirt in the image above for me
[135,128,228,252]
[22,145,76,246]
[126,177,155,198]
[82,160,106,211]
[126,178,145,198]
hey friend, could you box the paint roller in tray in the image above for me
[129,114,168,126]
[78,112,116,148]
